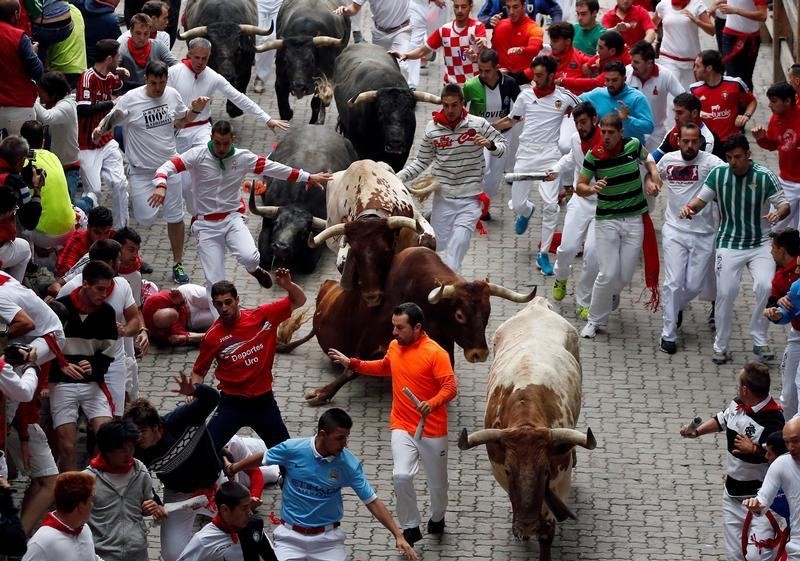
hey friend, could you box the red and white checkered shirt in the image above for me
[426,18,486,85]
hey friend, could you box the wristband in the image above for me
[189,109,199,115]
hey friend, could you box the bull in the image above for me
[334,43,440,172]
[309,159,435,307]
[180,0,273,118]
[458,297,597,561]
[249,125,357,274]
[302,247,536,405]
[256,0,349,125]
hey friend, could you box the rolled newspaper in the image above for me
[164,495,208,514]
[402,387,427,440]
[504,173,548,183]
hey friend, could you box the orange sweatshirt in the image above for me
[350,334,457,438]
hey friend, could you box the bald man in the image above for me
[744,417,800,559]
[142,284,213,345]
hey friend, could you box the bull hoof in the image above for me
[254,78,265,94]
[304,388,331,406]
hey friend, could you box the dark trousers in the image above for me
[207,391,290,452]
[721,31,760,91]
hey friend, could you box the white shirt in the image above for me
[756,454,800,552]
[34,95,80,166]
[0,362,38,404]
[553,131,598,201]
[225,435,281,488]
[510,86,579,147]
[354,0,410,28]
[118,29,171,51]
[626,64,686,133]
[0,274,63,338]
[177,521,244,561]
[657,150,724,234]
[21,523,97,561]
[725,0,762,34]
[656,0,709,60]
[116,85,187,169]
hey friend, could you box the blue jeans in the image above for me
[65,168,93,214]
[32,19,74,63]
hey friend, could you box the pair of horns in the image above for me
[179,22,275,41]
[255,35,344,52]
[427,284,537,304]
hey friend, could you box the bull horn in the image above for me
[427,284,457,304]
[255,39,284,52]
[312,35,344,47]
[178,26,208,41]
[348,90,378,106]
[240,22,274,36]
[385,216,418,232]
[310,223,346,247]
[311,217,328,230]
[550,427,597,450]
[412,91,442,104]
[253,206,279,218]
[487,283,537,303]
[458,427,503,450]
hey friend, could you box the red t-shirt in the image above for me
[193,297,292,397]
[690,76,755,142]
[76,68,122,150]
[142,290,189,343]
[755,105,800,183]
[601,5,655,46]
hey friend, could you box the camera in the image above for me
[3,343,31,366]
[20,159,44,187]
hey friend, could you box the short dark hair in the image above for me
[698,49,723,74]
[673,92,702,114]
[54,472,95,513]
[141,0,168,18]
[600,112,624,130]
[318,407,353,433]
[95,39,120,62]
[211,120,234,137]
[124,398,163,429]
[789,63,800,79]
[88,239,122,263]
[145,60,169,79]
[531,54,557,74]
[630,40,655,62]
[740,361,770,398]
[211,280,238,299]
[678,122,701,138]
[393,302,424,328]
[88,206,114,228]
[96,419,140,454]
[38,71,71,101]
[215,481,250,510]
[82,260,116,285]
[766,81,796,104]
[572,101,597,120]
[0,0,19,22]
[723,133,750,154]
[548,22,574,41]
[130,12,152,29]
[20,120,44,149]
[598,30,625,56]
[770,228,800,257]
[575,0,600,12]
[478,48,499,65]
[603,60,626,76]
[440,83,464,102]
[767,430,789,456]
[113,226,142,246]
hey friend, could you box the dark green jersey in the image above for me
[581,137,649,220]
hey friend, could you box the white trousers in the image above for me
[79,141,128,229]
[780,331,800,419]
[391,429,449,529]
[660,223,716,341]
[0,238,31,281]
[722,491,777,561]
[371,26,411,79]
[713,244,774,353]
[511,145,561,249]
[646,124,667,154]
[430,193,481,273]
[554,194,598,307]
[658,56,697,91]
[162,488,217,561]
[0,106,35,136]
[483,127,519,200]
[774,179,800,232]
[255,0,283,82]
[406,0,428,89]
[128,166,184,225]
[588,216,643,326]
[273,524,347,561]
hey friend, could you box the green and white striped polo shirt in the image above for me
[699,162,785,250]
[581,137,649,221]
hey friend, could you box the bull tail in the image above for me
[276,329,315,353]
[276,308,314,352]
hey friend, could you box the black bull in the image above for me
[248,126,357,274]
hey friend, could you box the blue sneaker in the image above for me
[514,205,535,235]
[536,252,554,276]
[172,262,190,284]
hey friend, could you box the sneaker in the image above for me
[677,310,683,328]
[708,301,715,329]
[660,338,677,354]
[753,345,775,362]
[580,321,598,338]
[85,191,99,208]
[427,518,445,535]
[172,262,189,284]
[552,279,567,301]
[514,205,535,235]
[253,77,265,94]
[139,260,153,274]
[403,527,422,545]
[611,293,620,311]
[576,306,589,321]
[481,211,492,221]
[712,350,732,365]
[536,252,554,276]
[251,267,273,289]
[353,30,363,43]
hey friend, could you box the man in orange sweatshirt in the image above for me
[327,302,457,547]
[479,0,543,84]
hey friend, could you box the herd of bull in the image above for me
[178,0,597,557]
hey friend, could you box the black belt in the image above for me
[375,19,409,34]
[284,521,340,536]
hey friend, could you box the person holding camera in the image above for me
[0,343,39,482]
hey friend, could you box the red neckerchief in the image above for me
[533,84,556,98]
[89,453,134,475]
[580,127,603,155]
[41,512,83,537]
[432,107,468,130]
[70,287,101,314]
[212,515,239,544]
[591,140,623,160]
[736,397,783,415]
[118,255,142,276]
[671,0,691,8]
[181,58,201,79]
[127,37,152,69]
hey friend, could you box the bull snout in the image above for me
[361,290,384,307]
[464,348,489,363]
[291,81,314,98]
[272,240,292,259]
[384,140,406,155]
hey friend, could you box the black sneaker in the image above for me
[660,338,677,355]
[676,310,683,328]
[481,211,492,221]
[403,527,422,545]
[251,267,273,289]
[427,518,445,535]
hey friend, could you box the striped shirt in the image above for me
[697,162,786,250]
[581,137,649,221]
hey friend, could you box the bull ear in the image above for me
[544,488,577,522]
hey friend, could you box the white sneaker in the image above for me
[581,322,598,338]
[86,191,99,207]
